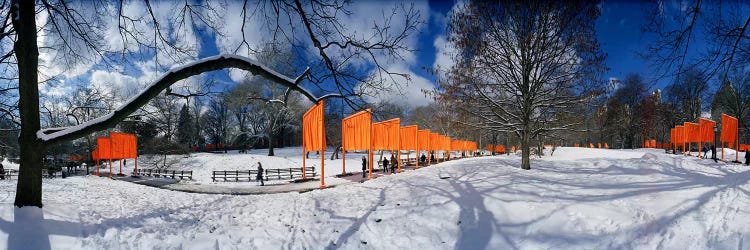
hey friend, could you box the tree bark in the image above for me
[521,130,531,170]
[267,134,275,156]
[13,0,45,207]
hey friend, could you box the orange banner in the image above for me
[342,109,372,150]
[684,122,700,143]
[429,132,439,151]
[675,126,685,144]
[372,118,400,150]
[400,125,418,150]
[94,137,112,160]
[303,101,326,151]
[418,129,430,151]
[110,132,137,159]
[698,118,716,143]
[721,114,738,144]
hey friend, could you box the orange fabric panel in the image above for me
[684,122,700,143]
[429,133,439,150]
[650,140,656,148]
[698,118,716,143]
[96,137,112,160]
[418,129,430,151]
[303,101,327,151]
[494,145,505,153]
[450,140,459,151]
[589,143,594,148]
[721,114,738,143]
[675,126,684,144]
[399,125,418,150]
[110,132,137,159]
[372,118,400,150]
[604,143,609,149]
[91,149,99,161]
[342,109,372,150]
[669,128,677,144]
[574,143,580,147]
[487,144,493,151]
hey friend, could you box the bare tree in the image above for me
[643,0,750,81]
[441,0,606,169]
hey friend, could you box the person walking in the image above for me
[0,162,5,180]
[256,162,264,186]
[701,145,709,159]
[382,157,389,173]
[420,153,426,167]
[745,149,749,166]
[361,156,367,178]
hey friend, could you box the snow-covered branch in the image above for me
[36,54,340,145]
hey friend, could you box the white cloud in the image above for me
[433,35,456,71]
[362,64,434,110]
[90,70,139,99]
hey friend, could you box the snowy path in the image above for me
[0,148,747,249]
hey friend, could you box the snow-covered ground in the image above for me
[0,147,748,249]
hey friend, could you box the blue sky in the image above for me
[33,0,748,111]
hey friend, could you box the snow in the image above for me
[0,147,748,249]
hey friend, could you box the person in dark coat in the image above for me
[711,145,717,163]
[390,154,397,173]
[256,162,264,186]
[382,157,389,173]
[701,146,709,159]
[362,156,368,178]
[745,149,749,166]
[420,153,426,167]
[0,162,5,180]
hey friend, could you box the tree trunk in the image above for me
[521,131,531,170]
[13,0,45,207]
[268,134,275,156]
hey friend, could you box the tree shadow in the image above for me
[321,187,386,249]
[0,196,231,249]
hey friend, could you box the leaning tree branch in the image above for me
[37,54,340,145]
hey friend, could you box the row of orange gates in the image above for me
[302,101,480,189]
[668,114,748,161]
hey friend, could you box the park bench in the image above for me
[135,168,193,180]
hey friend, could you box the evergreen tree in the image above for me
[176,104,195,145]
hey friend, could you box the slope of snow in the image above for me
[0,147,747,249]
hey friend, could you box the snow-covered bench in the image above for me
[135,168,193,180]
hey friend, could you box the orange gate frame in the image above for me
[400,125,418,171]
[698,118,716,158]
[373,118,401,173]
[342,109,373,179]
[418,129,430,167]
[302,100,326,188]
[720,114,739,161]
